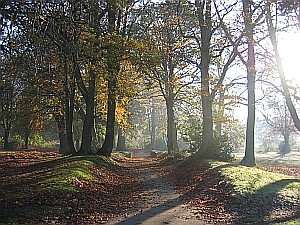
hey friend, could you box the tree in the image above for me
[0,87,14,149]
[239,0,257,166]
[261,88,298,154]
[266,0,300,132]
[98,0,161,156]
[177,0,240,155]
[139,1,198,155]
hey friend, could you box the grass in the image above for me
[208,160,300,224]
[46,155,112,191]
[0,154,110,193]
[1,151,299,224]
[38,156,104,191]
[220,164,298,196]
[271,220,300,225]
[0,154,114,224]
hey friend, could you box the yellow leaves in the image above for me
[39,14,45,21]
[174,41,182,48]
[115,99,130,128]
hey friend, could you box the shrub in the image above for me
[193,133,235,162]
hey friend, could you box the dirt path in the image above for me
[105,157,202,225]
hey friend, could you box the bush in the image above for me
[278,141,291,155]
[193,133,235,162]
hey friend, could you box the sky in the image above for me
[278,32,300,86]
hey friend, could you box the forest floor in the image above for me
[0,149,299,224]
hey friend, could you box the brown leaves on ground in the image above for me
[159,157,236,224]
[0,151,148,224]
[259,164,300,179]
[160,157,300,224]
[0,151,299,224]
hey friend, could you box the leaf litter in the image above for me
[0,151,299,224]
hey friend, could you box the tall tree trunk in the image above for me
[241,0,256,166]
[282,132,290,154]
[200,44,213,147]
[166,96,179,155]
[65,85,76,155]
[116,127,126,151]
[24,128,30,149]
[78,69,96,155]
[97,0,118,157]
[63,57,76,155]
[3,120,11,149]
[197,0,214,149]
[98,77,117,157]
[55,114,67,155]
[1,88,13,149]
[216,91,224,133]
[266,4,300,131]
[151,100,156,150]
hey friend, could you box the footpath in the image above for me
[105,150,203,225]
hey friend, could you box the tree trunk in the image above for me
[1,89,13,149]
[151,100,156,150]
[241,0,256,166]
[55,114,67,155]
[98,77,117,157]
[62,56,76,155]
[216,91,224,133]
[97,0,118,157]
[116,127,126,151]
[24,133,29,149]
[166,96,179,155]
[65,85,76,155]
[197,0,214,149]
[3,120,11,149]
[266,4,300,131]
[282,132,290,154]
[77,69,96,155]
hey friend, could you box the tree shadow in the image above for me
[0,154,143,224]
[0,154,108,178]
[159,156,299,224]
[0,153,298,224]
[113,195,184,225]
[225,177,299,224]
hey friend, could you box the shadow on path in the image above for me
[105,157,203,225]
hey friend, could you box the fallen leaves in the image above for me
[0,151,299,224]
[259,164,300,179]
[0,151,147,224]
[159,157,300,224]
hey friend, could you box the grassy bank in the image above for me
[0,152,143,224]
[211,161,300,224]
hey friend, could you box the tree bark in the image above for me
[24,128,30,149]
[65,82,76,155]
[282,132,290,154]
[62,56,76,155]
[55,114,67,155]
[97,0,118,157]
[197,0,214,148]
[3,120,11,149]
[98,77,117,157]
[151,100,156,150]
[77,69,96,155]
[116,127,126,151]
[166,96,179,155]
[241,0,256,167]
